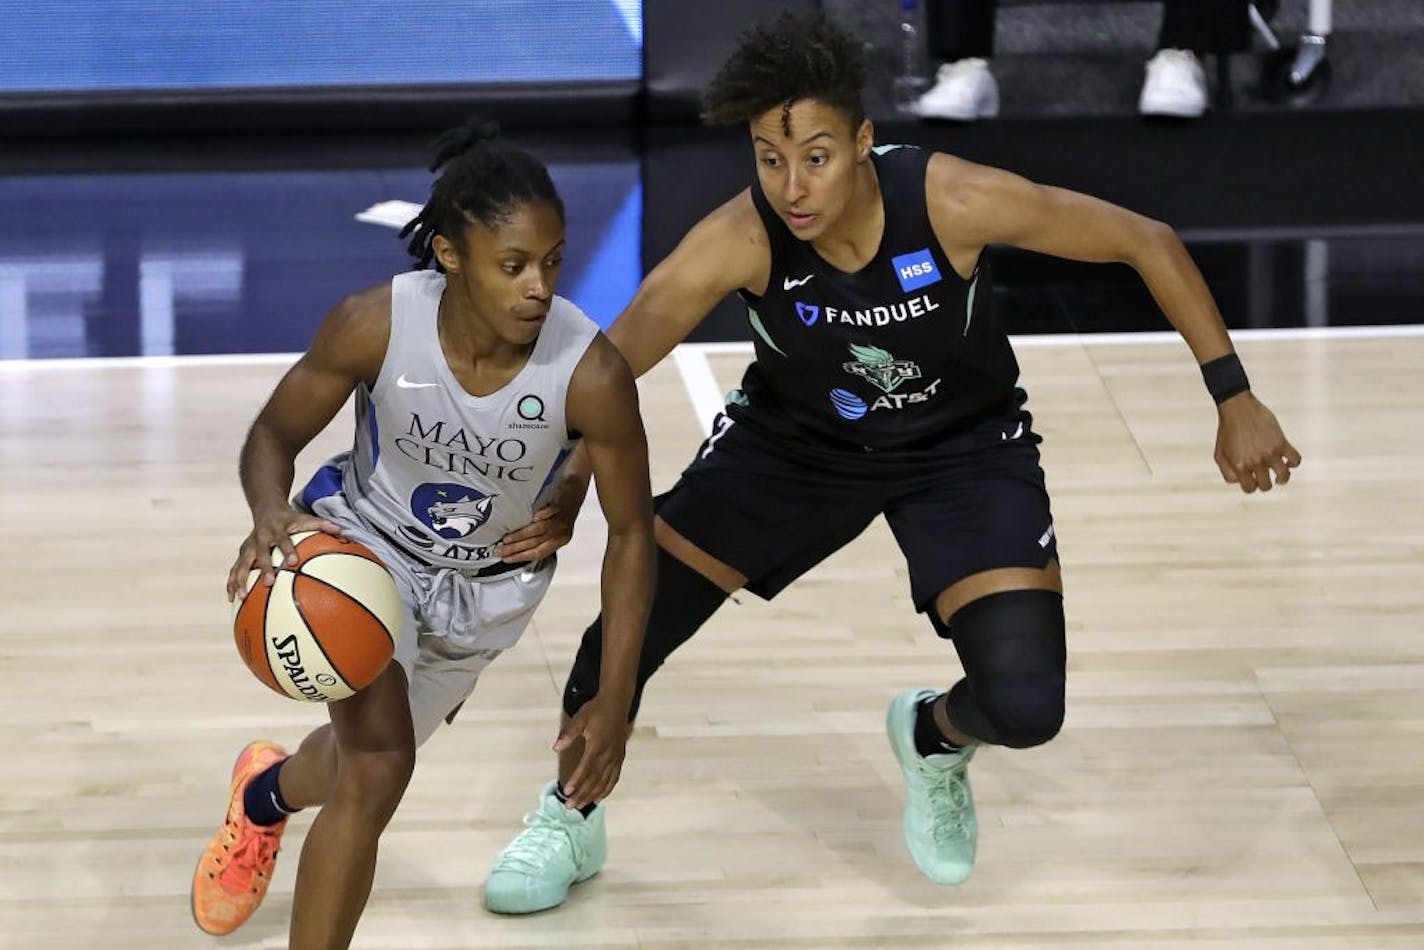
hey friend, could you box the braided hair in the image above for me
[400,119,564,271]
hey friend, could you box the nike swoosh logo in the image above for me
[396,374,439,389]
[269,790,289,814]
[783,274,813,290]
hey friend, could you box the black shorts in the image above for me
[657,390,1059,614]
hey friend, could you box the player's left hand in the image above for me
[494,467,591,563]
[553,694,631,810]
[1214,392,1301,493]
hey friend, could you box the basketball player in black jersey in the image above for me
[483,13,1300,911]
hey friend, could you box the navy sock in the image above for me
[553,783,597,818]
[243,759,300,826]
[913,694,963,757]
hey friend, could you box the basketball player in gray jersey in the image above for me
[190,121,655,949]
[484,13,1301,914]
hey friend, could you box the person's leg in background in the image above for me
[1141,0,1252,117]
[917,0,1000,121]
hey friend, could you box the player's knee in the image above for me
[943,588,1067,748]
[977,676,1065,748]
[339,747,416,818]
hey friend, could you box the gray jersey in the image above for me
[335,270,598,574]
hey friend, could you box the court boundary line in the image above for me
[671,345,727,437]
[669,324,1424,434]
[680,323,1424,357]
[5,319,1424,416]
[0,352,303,372]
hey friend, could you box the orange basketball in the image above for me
[233,531,402,702]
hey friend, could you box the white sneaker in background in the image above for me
[1139,49,1208,118]
[916,58,1000,121]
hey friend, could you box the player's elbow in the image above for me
[1143,217,1178,246]
[1123,217,1182,270]
[606,508,656,558]
[248,413,291,448]
[245,413,309,465]
[608,507,655,545]
[243,415,282,454]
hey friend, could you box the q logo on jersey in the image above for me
[410,483,497,540]
[509,393,549,431]
[891,248,941,293]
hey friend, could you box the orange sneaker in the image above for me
[190,740,289,936]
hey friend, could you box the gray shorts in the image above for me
[303,490,555,745]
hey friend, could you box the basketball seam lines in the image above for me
[299,564,400,648]
[288,571,363,692]
[254,572,281,692]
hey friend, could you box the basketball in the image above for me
[233,532,402,702]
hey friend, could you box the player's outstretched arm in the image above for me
[604,189,770,377]
[495,192,769,562]
[228,286,390,599]
[928,155,1301,494]
[553,334,656,809]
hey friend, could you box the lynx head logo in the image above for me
[410,483,497,539]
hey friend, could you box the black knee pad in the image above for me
[942,589,1066,749]
[563,545,729,720]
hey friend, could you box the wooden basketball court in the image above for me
[2,330,1422,947]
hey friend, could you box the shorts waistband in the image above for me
[369,523,525,580]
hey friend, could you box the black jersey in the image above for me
[730,144,1020,451]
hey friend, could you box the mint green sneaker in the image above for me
[886,688,978,885]
[483,781,607,915]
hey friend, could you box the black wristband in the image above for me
[1201,353,1250,405]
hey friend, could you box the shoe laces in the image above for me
[1149,49,1201,78]
[492,807,584,876]
[936,58,988,83]
[217,818,282,894]
[915,757,972,841]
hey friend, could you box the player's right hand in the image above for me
[554,694,631,810]
[227,507,343,602]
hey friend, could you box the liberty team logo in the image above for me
[841,343,921,394]
[409,483,497,540]
[827,343,941,421]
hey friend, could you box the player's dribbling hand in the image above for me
[1214,392,1302,494]
[494,469,591,563]
[554,695,631,810]
[227,507,343,602]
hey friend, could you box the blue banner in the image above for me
[0,1,642,92]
